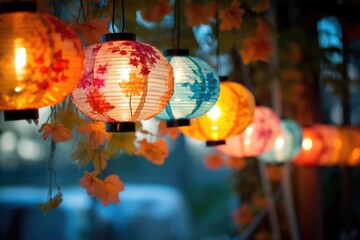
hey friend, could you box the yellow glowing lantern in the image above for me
[293,127,323,166]
[0,2,84,120]
[180,80,255,146]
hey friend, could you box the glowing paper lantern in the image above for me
[342,127,360,166]
[313,125,344,166]
[180,81,255,146]
[156,49,220,127]
[293,127,323,166]
[259,119,302,163]
[0,2,85,120]
[71,33,174,132]
[216,106,280,157]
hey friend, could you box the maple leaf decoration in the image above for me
[185,1,216,27]
[220,0,245,31]
[141,0,171,22]
[157,120,180,140]
[240,18,274,64]
[78,122,111,149]
[39,122,73,143]
[231,204,254,226]
[204,153,224,170]
[39,192,63,214]
[71,18,110,45]
[79,171,125,206]
[86,88,115,116]
[136,139,168,165]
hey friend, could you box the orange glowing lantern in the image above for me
[293,127,323,166]
[0,2,85,120]
[314,125,344,166]
[216,106,280,157]
[179,80,255,146]
[71,33,174,132]
[340,127,360,166]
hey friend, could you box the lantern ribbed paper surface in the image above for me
[259,119,302,163]
[156,50,220,127]
[71,36,174,126]
[179,81,255,145]
[216,106,280,157]
[293,127,323,166]
[0,7,84,111]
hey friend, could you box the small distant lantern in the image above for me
[155,49,220,127]
[259,119,302,164]
[179,80,255,146]
[293,127,323,166]
[216,106,280,157]
[342,126,360,166]
[71,33,174,132]
[0,2,85,120]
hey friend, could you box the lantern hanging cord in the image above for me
[112,0,125,33]
[215,0,221,75]
[172,0,181,49]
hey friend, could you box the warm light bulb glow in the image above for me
[14,39,27,81]
[352,148,360,160]
[302,138,313,151]
[208,105,221,121]
[245,126,253,135]
[274,136,284,149]
[14,87,22,92]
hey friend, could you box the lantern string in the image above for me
[172,0,181,49]
[112,0,116,33]
[215,0,221,75]
[121,0,125,33]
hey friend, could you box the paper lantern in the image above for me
[216,106,280,157]
[342,127,360,166]
[155,49,220,127]
[293,127,323,166]
[259,119,302,163]
[71,33,174,132]
[0,2,85,120]
[180,81,255,146]
[314,125,344,166]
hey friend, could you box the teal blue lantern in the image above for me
[258,119,302,164]
[155,49,220,127]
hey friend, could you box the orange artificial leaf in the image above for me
[93,149,111,171]
[136,138,168,165]
[55,107,86,131]
[79,171,125,206]
[78,122,111,149]
[157,120,180,140]
[71,139,93,168]
[226,157,246,170]
[250,0,270,13]
[240,19,274,64]
[204,153,224,170]
[232,204,254,226]
[141,0,172,22]
[39,192,63,214]
[185,1,216,27]
[220,0,245,31]
[107,132,137,156]
[266,165,282,182]
[39,122,73,143]
[71,18,110,45]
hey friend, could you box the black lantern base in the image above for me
[102,33,136,42]
[166,119,190,128]
[206,140,226,147]
[106,122,136,132]
[163,49,189,57]
[4,109,39,121]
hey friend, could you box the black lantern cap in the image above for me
[163,49,189,57]
[0,2,37,13]
[219,76,229,82]
[106,122,136,132]
[4,109,39,121]
[166,119,190,128]
[102,33,136,42]
[206,140,226,147]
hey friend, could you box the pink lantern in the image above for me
[216,106,280,157]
